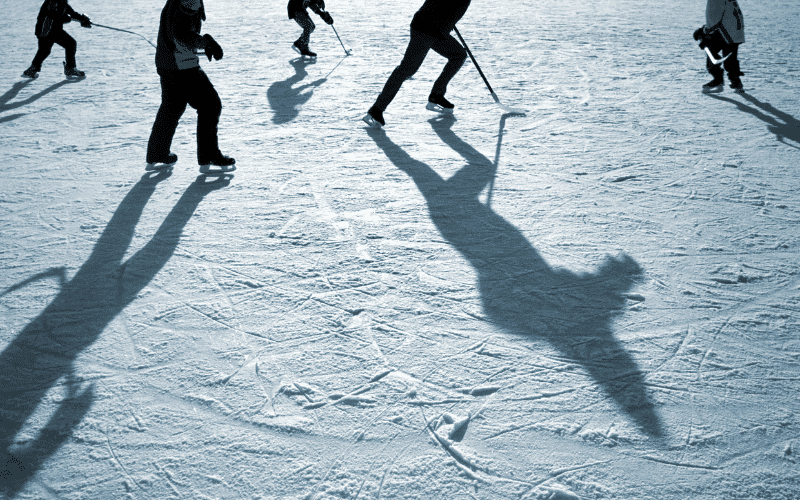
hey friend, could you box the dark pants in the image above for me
[146,67,222,163]
[374,28,467,111]
[293,10,315,48]
[31,30,77,70]
[704,32,742,81]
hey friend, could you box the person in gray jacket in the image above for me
[146,0,235,170]
[693,0,745,93]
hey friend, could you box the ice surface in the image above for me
[2,0,800,498]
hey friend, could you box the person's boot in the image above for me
[702,77,724,94]
[63,62,85,78]
[22,65,39,79]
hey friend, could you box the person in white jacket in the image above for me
[693,0,745,93]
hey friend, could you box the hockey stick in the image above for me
[704,47,731,65]
[92,23,157,49]
[453,27,525,115]
[330,24,352,55]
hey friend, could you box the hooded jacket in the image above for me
[35,0,80,38]
[155,0,207,71]
[410,0,471,39]
[706,0,745,44]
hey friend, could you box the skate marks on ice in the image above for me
[706,92,800,150]
[0,78,84,125]
[0,171,231,496]
[365,115,664,440]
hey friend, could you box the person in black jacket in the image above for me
[287,0,334,58]
[146,0,235,171]
[22,0,92,79]
[363,0,471,128]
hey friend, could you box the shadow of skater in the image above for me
[0,171,231,497]
[267,58,327,124]
[366,116,664,439]
[707,92,800,149]
[0,78,84,125]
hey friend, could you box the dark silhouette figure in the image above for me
[0,78,83,124]
[366,116,664,438]
[267,58,327,124]
[0,171,231,497]
[708,92,800,149]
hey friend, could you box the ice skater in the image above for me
[363,0,471,128]
[146,0,235,171]
[22,0,92,79]
[287,0,334,58]
[693,0,745,93]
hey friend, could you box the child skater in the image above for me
[287,0,334,58]
[146,0,235,171]
[693,0,745,93]
[22,0,92,79]
[363,0,471,128]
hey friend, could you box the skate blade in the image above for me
[199,164,237,174]
[362,114,383,128]
[145,162,175,171]
[425,102,454,114]
[702,85,724,94]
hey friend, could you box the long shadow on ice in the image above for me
[366,115,663,439]
[0,171,231,497]
[707,92,800,149]
[0,78,84,124]
[267,58,328,124]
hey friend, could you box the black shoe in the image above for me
[145,153,178,170]
[702,77,724,94]
[63,62,85,78]
[362,105,385,128]
[292,42,316,58]
[199,153,236,172]
[729,77,744,94]
[22,65,39,79]
[426,93,455,113]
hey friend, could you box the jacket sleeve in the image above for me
[169,4,206,50]
[64,3,79,19]
[309,0,325,15]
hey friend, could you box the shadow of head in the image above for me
[366,120,664,439]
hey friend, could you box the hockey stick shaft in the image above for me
[330,24,350,55]
[453,27,498,100]
[704,46,730,65]
[93,23,157,49]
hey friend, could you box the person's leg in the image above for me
[704,31,725,83]
[429,34,467,97]
[184,68,223,162]
[52,30,77,69]
[373,29,435,111]
[722,43,743,89]
[294,10,315,49]
[146,70,189,163]
[31,37,56,71]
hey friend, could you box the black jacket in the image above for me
[411,0,471,38]
[35,0,80,38]
[155,0,207,71]
[287,0,325,20]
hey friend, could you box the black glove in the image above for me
[320,11,333,25]
[203,34,223,61]
[78,14,92,28]
[692,27,705,41]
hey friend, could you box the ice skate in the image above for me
[199,152,236,173]
[362,106,385,128]
[701,77,724,94]
[729,76,745,94]
[22,65,39,79]
[63,62,85,78]
[292,42,317,59]
[426,93,455,114]
[145,153,178,171]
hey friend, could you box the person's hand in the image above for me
[203,34,223,61]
